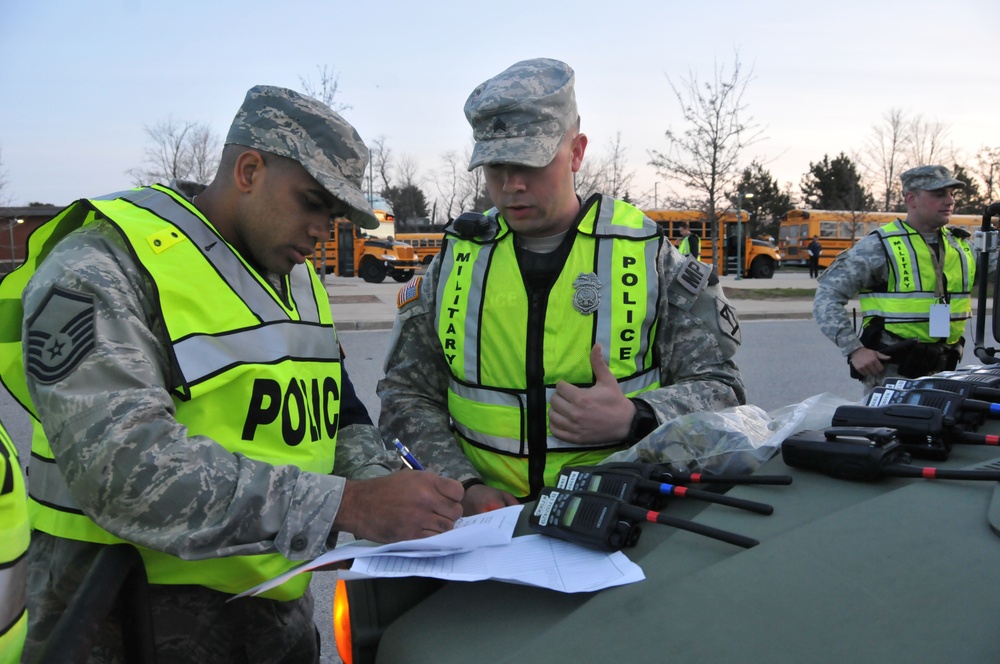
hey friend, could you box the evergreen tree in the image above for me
[732,162,792,240]
[952,163,988,215]
[800,153,874,211]
[383,184,429,223]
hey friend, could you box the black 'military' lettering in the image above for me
[242,379,281,440]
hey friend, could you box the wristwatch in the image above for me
[625,398,658,444]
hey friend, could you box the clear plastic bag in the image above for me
[603,393,858,475]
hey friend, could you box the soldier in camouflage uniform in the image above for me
[813,165,974,391]
[378,59,745,516]
[0,86,463,663]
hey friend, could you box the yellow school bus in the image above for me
[644,208,782,278]
[778,209,981,269]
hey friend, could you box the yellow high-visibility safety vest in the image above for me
[678,235,697,256]
[0,423,29,664]
[436,195,662,497]
[859,219,975,344]
[0,186,342,600]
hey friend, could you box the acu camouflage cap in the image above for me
[226,85,378,229]
[464,58,578,171]
[900,164,965,194]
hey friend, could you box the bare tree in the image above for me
[299,64,351,113]
[434,150,463,222]
[974,146,1000,203]
[368,135,393,197]
[908,115,952,167]
[574,157,606,201]
[396,154,420,188]
[127,118,221,186]
[185,125,221,185]
[863,108,910,212]
[648,53,763,266]
[576,131,636,201]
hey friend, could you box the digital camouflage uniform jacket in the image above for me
[813,228,974,358]
[20,184,394,662]
[377,205,747,485]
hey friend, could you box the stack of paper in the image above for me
[237,505,644,598]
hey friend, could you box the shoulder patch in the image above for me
[716,299,741,344]
[676,257,712,297]
[25,287,97,385]
[397,275,423,309]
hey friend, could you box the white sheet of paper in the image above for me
[340,533,645,593]
[233,505,523,599]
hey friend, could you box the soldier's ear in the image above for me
[234,150,265,193]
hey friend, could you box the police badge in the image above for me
[572,272,601,315]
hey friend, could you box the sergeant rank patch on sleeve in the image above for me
[25,286,97,384]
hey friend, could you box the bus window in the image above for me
[820,221,837,237]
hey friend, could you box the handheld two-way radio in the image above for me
[782,427,1000,483]
[529,487,759,552]
[831,403,1000,460]
[882,376,1000,404]
[950,371,1000,388]
[555,466,774,515]
[594,461,793,487]
[866,386,1000,429]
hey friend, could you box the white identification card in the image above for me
[929,303,951,338]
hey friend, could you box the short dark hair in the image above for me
[677,221,688,229]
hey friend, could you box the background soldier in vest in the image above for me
[0,420,28,664]
[2,86,463,662]
[813,165,974,391]
[378,59,746,516]
[677,221,701,260]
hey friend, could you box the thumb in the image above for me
[589,343,616,385]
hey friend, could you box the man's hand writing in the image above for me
[334,472,463,543]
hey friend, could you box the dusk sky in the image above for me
[2,0,998,211]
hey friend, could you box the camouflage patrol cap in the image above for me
[226,85,378,229]
[900,165,965,194]
[464,58,578,171]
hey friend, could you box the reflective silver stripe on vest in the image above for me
[453,418,613,454]
[117,188,317,322]
[173,321,340,386]
[27,454,80,513]
[949,234,973,291]
[449,373,656,454]
[0,555,27,633]
[594,235,616,366]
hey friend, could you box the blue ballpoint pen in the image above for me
[393,439,425,470]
